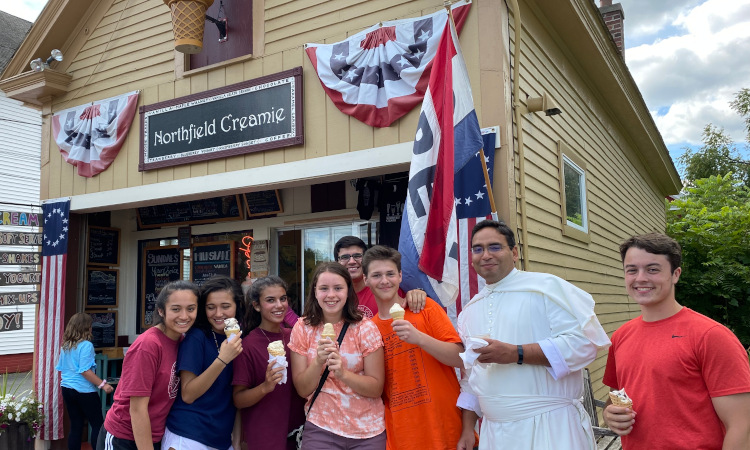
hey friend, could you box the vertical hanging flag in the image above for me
[448,131,496,323]
[51,91,139,178]
[398,15,484,307]
[36,197,70,440]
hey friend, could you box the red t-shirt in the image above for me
[372,298,467,450]
[603,308,750,449]
[104,327,181,442]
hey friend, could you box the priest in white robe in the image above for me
[456,220,611,450]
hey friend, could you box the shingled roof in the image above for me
[0,10,32,75]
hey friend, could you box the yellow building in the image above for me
[0,0,679,444]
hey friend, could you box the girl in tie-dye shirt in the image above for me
[289,262,385,449]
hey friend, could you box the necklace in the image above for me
[259,327,285,347]
[211,330,220,351]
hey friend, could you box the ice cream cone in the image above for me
[321,323,336,340]
[609,389,633,408]
[268,340,285,357]
[389,303,405,320]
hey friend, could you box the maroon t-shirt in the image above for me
[104,327,180,442]
[233,327,305,450]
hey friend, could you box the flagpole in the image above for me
[478,147,497,215]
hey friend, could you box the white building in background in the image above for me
[0,10,40,373]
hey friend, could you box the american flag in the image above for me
[305,0,471,128]
[36,197,70,440]
[398,14,484,308]
[447,131,496,324]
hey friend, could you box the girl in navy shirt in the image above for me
[163,276,247,450]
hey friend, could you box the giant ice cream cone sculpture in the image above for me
[164,0,214,54]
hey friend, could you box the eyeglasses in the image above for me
[338,253,363,262]
[471,244,505,255]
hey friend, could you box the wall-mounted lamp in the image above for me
[520,92,562,116]
[30,49,63,72]
[205,15,228,42]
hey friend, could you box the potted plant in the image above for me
[0,372,44,450]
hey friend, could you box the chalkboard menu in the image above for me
[191,241,235,287]
[88,311,117,349]
[136,195,243,229]
[140,67,304,171]
[244,190,284,218]
[141,246,182,329]
[87,227,120,266]
[86,268,118,308]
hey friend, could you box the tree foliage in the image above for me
[729,87,750,142]
[666,174,750,347]
[677,125,750,185]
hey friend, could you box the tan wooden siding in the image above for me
[510,6,666,399]
[41,0,485,201]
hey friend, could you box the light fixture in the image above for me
[520,92,562,116]
[30,49,64,72]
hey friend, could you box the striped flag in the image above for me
[398,15,484,307]
[447,131,496,323]
[36,197,70,440]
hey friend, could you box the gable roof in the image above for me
[0,10,32,74]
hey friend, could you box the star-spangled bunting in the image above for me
[305,0,471,127]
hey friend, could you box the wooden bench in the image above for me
[583,368,621,450]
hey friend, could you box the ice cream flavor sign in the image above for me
[140,67,304,171]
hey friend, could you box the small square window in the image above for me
[558,142,590,243]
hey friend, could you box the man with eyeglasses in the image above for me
[456,220,611,450]
[334,236,426,318]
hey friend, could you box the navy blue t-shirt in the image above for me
[165,327,235,449]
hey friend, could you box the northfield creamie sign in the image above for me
[140,67,303,171]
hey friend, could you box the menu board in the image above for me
[244,190,283,217]
[191,241,235,287]
[88,311,117,349]
[85,268,118,308]
[136,195,243,229]
[141,246,182,329]
[87,227,120,266]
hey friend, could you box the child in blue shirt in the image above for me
[56,312,114,450]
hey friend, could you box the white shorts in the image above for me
[161,427,234,450]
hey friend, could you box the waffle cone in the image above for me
[608,392,633,408]
[225,327,240,338]
[164,0,215,54]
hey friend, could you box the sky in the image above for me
[2,0,749,169]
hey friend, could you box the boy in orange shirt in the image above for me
[363,245,477,450]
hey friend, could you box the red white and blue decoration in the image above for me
[305,0,471,128]
[51,91,139,177]
[36,197,71,440]
[398,13,484,307]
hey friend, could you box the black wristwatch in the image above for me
[516,344,524,365]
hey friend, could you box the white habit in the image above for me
[457,269,611,450]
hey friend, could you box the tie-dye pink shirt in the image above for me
[289,317,385,438]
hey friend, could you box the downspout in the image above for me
[506,0,531,270]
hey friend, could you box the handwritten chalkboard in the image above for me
[191,241,235,287]
[136,195,244,229]
[86,268,118,308]
[88,227,120,266]
[244,190,283,218]
[141,246,182,329]
[88,311,117,348]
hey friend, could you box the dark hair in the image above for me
[303,262,362,327]
[246,276,289,331]
[362,245,401,276]
[194,276,247,338]
[471,220,516,249]
[152,280,200,326]
[61,312,93,351]
[333,236,367,260]
[619,233,682,273]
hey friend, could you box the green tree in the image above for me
[729,87,750,142]
[666,174,750,347]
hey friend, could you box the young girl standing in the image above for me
[232,276,305,450]
[163,276,246,450]
[98,280,199,450]
[56,312,114,450]
[289,262,386,449]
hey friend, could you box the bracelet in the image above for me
[98,380,107,389]
[217,356,228,365]
[516,345,524,365]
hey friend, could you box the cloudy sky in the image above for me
[2,0,749,166]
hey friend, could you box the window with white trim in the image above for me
[558,141,589,242]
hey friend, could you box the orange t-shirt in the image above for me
[372,298,467,450]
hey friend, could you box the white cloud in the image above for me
[622,0,750,146]
[0,0,48,22]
